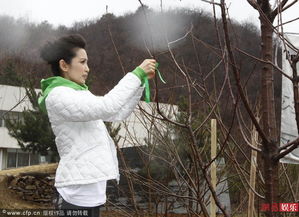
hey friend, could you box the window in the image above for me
[7,149,17,168]
[30,153,40,165]
[6,148,41,169]
[17,151,29,167]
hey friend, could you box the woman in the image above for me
[38,34,156,217]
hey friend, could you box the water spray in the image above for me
[133,1,193,103]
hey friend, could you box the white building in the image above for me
[0,85,41,170]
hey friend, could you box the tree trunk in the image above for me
[259,9,280,217]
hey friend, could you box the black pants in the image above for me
[55,194,101,217]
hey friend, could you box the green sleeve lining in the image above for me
[132,66,147,85]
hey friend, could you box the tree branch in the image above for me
[271,0,289,19]
[275,137,299,160]
[220,0,269,144]
[247,0,259,10]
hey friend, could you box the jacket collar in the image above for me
[38,76,88,113]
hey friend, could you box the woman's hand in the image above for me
[139,59,156,79]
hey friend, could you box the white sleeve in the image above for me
[46,73,142,123]
[103,86,144,122]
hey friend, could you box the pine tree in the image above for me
[5,80,58,163]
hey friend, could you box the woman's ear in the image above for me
[59,59,69,73]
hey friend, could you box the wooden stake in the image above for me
[248,128,258,217]
[211,119,217,217]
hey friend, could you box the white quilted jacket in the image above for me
[45,73,144,187]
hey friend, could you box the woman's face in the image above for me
[61,48,89,85]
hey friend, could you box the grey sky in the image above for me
[0,0,298,33]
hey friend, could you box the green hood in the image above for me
[38,76,88,113]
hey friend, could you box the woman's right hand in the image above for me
[139,59,156,79]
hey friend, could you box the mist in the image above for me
[0,15,63,62]
[127,10,191,54]
[0,16,29,52]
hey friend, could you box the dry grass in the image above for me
[0,163,58,176]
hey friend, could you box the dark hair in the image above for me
[40,34,86,76]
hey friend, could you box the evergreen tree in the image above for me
[5,80,58,163]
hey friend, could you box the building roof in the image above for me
[0,85,41,112]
